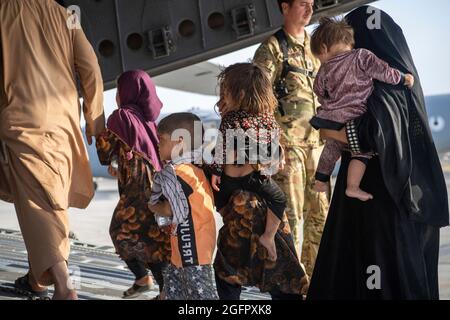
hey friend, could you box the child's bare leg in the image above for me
[346,158,373,201]
[259,209,280,261]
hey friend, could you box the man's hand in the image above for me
[404,73,415,89]
[85,124,94,145]
[211,174,221,192]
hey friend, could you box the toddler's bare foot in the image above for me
[346,187,373,201]
[259,233,277,261]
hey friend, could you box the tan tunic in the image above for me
[0,0,105,210]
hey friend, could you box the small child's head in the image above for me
[157,112,203,161]
[311,17,355,63]
[216,62,278,115]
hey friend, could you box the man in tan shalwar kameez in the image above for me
[0,0,105,299]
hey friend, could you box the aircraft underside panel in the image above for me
[60,0,374,90]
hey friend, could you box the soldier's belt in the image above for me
[277,102,316,114]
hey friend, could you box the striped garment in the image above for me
[149,149,203,234]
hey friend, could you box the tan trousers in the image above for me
[0,141,70,285]
[273,145,330,278]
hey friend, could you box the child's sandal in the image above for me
[122,283,151,299]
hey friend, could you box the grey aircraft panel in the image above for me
[59,0,375,90]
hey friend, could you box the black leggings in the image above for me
[125,259,167,292]
[215,171,287,220]
[215,273,302,300]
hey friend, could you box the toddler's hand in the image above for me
[259,232,277,262]
[404,73,414,89]
[211,175,221,192]
[313,180,328,193]
[108,165,118,178]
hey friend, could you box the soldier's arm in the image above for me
[253,40,279,84]
[73,27,105,145]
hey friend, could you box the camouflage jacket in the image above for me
[253,29,322,148]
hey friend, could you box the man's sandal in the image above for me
[14,274,49,299]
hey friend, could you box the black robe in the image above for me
[308,6,449,299]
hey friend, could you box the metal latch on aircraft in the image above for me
[315,0,340,10]
[231,4,256,39]
[148,26,175,59]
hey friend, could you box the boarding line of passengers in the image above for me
[0,0,448,300]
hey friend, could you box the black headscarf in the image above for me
[346,6,449,227]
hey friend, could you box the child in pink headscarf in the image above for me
[96,70,170,299]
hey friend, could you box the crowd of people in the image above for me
[0,0,448,300]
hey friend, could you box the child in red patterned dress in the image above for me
[210,63,287,262]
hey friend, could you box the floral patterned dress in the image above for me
[96,129,171,266]
[213,189,309,295]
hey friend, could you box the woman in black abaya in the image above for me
[307,6,449,299]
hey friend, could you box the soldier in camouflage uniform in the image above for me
[253,0,330,279]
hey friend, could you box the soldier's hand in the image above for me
[404,73,414,89]
[211,174,221,192]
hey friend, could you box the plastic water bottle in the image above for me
[110,155,119,170]
[155,214,172,227]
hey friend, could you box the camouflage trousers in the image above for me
[272,145,330,278]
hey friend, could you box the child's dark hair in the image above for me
[310,17,355,56]
[217,62,278,114]
[158,112,204,150]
